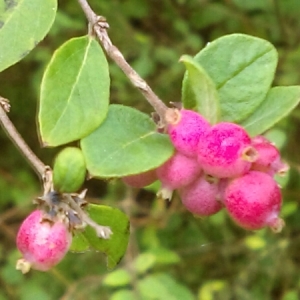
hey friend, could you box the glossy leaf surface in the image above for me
[39,36,110,146]
[70,232,89,253]
[242,86,300,136]
[0,0,57,72]
[194,34,278,122]
[81,105,174,178]
[70,204,130,269]
[181,55,220,124]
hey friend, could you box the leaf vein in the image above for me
[217,48,273,89]
[48,38,92,139]
[97,131,155,165]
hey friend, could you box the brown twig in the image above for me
[77,0,168,124]
[65,192,113,239]
[0,96,46,178]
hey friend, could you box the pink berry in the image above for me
[16,210,72,273]
[166,108,210,158]
[197,122,257,178]
[122,169,157,188]
[251,135,288,176]
[178,175,223,216]
[224,171,284,231]
[157,152,202,199]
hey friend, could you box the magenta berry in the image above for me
[179,175,223,216]
[251,135,288,176]
[122,169,157,188]
[224,171,284,231]
[16,210,72,273]
[157,152,202,199]
[166,108,210,158]
[197,122,257,178]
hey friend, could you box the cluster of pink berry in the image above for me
[123,108,287,232]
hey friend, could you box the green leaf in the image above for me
[137,273,195,300]
[0,0,57,72]
[39,36,110,146]
[69,232,89,253]
[82,204,130,269]
[133,248,180,275]
[281,201,297,218]
[150,247,180,266]
[181,55,220,124]
[111,290,137,300]
[103,269,131,287]
[198,280,227,300]
[134,253,156,275]
[81,105,174,178]
[264,129,287,150]
[194,34,278,122]
[244,235,266,250]
[242,86,300,136]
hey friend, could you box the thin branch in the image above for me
[77,0,168,124]
[77,0,98,24]
[0,96,46,178]
[65,193,113,239]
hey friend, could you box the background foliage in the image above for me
[1,0,300,299]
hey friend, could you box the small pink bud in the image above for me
[16,210,72,273]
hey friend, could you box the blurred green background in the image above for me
[1,0,300,299]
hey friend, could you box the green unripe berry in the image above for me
[53,147,86,193]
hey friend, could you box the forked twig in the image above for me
[77,0,168,124]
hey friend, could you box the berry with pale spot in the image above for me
[166,108,210,158]
[16,210,72,273]
[197,122,257,178]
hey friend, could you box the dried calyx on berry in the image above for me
[251,135,289,176]
[224,171,284,232]
[16,190,113,273]
[16,209,72,273]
